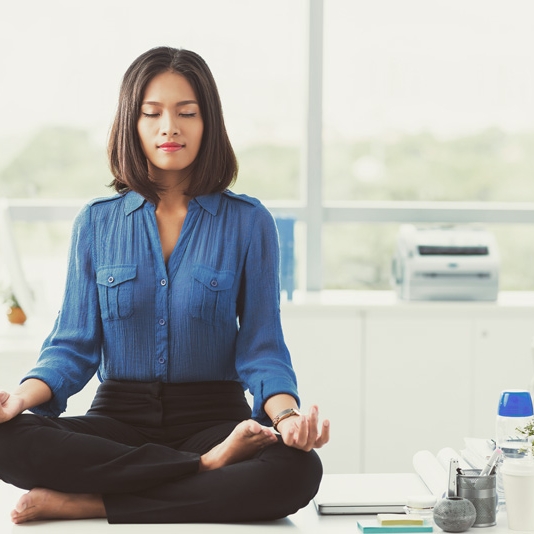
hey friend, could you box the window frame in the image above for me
[4,0,534,296]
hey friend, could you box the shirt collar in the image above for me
[123,190,225,216]
[124,191,147,215]
[194,193,222,216]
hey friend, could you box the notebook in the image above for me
[314,473,432,515]
[357,519,434,533]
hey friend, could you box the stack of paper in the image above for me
[460,438,495,469]
[357,520,433,533]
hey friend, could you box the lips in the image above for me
[158,142,183,153]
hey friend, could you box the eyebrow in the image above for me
[141,100,199,106]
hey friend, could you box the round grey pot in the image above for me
[433,497,476,532]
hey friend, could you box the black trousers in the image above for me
[0,380,323,524]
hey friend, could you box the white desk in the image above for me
[0,479,518,533]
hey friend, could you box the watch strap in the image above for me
[272,408,301,432]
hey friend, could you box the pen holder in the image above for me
[457,469,497,527]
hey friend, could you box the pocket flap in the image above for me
[192,265,234,291]
[96,265,137,287]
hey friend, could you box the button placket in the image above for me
[154,275,169,379]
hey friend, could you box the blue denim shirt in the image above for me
[24,190,299,424]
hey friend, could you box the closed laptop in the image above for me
[314,473,432,515]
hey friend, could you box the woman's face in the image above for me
[137,70,204,183]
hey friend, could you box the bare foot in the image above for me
[199,419,277,472]
[11,488,106,524]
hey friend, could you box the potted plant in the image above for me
[518,419,534,453]
[1,287,27,325]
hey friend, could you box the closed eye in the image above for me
[142,112,160,118]
[179,112,197,118]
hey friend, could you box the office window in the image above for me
[323,223,534,291]
[324,0,534,203]
[0,1,306,201]
[7,221,71,314]
[3,1,534,301]
[0,1,307,311]
[322,0,534,290]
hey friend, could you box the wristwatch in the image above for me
[272,408,301,432]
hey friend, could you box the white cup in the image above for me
[501,457,534,531]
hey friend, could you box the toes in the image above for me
[245,420,263,435]
[14,495,29,514]
[263,429,277,440]
[11,508,30,524]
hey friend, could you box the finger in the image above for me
[313,419,331,448]
[0,391,9,405]
[300,416,320,452]
[287,424,299,447]
[307,406,319,444]
[293,415,309,449]
[279,417,299,446]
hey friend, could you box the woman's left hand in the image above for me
[276,405,329,451]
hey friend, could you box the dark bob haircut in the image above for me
[108,47,238,205]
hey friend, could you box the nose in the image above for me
[161,111,180,136]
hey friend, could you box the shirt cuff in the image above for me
[20,371,66,418]
[252,377,300,426]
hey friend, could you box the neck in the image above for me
[157,188,191,212]
[148,161,192,198]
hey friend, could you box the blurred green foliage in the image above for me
[4,125,534,203]
[0,126,111,199]
[2,125,534,290]
[233,144,301,200]
[324,127,534,202]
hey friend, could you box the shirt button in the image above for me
[159,318,166,326]
[210,279,218,288]
[108,276,114,284]
[160,279,167,286]
[158,357,165,364]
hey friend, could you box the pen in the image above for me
[480,448,502,477]
[486,439,496,451]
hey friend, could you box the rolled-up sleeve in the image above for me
[22,205,102,416]
[234,205,299,425]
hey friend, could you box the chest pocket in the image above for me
[190,265,236,326]
[96,265,137,320]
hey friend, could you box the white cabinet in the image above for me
[363,310,472,473]
[280,292,534,475]
[472,317,534,439]
[281,305,363,474]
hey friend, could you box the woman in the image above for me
[0,46,329,524]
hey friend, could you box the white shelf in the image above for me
[284,290,534,312]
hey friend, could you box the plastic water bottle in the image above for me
[495,390,534,504]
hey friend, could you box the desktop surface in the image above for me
[0,478,517,534]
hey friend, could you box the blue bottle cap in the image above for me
[498,390,534,417]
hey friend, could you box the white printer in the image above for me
[391,224,499,301]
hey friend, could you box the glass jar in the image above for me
[404,495,437,523]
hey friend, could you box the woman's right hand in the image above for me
[0,391,25,423]
[0,379,53,424]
